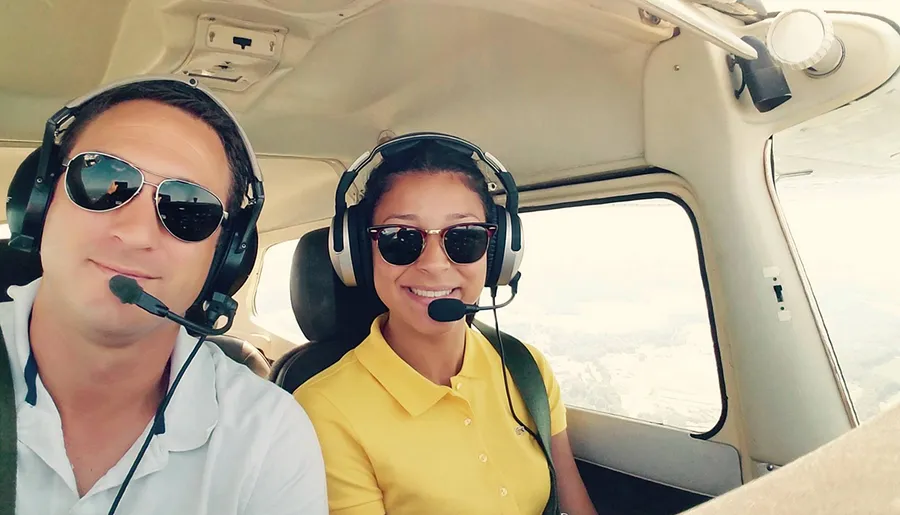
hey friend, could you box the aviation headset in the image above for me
[4,75,265,328]
[328,131,524,289]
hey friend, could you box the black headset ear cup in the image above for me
[346,205,373,288]
[226,225,259,297]
[485,204,508,287]
[216,208,259,297]
[187,207,258,323]
[6,149,47,249]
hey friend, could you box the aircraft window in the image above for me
[0,224,9,239]
[253,238,309,345]
[477,199,722,432]
[773,98,900,422]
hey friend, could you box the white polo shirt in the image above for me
[0,279,328,515]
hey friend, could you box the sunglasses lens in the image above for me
[377,227,424,266]
[444,225,491,264]
[65,153,143,211]
[156,180,225,242]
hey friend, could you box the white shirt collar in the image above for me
[6,278,218,454]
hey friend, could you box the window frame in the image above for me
[514,179,728,440]
[764,137,860,426]
[248,236,309,346]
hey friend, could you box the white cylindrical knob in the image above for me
[766,9,837,71]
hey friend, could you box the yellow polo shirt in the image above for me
[293,314,566,515]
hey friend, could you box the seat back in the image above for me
[0,239,42,302]
[268,227,386,393]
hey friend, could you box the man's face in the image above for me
[39,99,232,340]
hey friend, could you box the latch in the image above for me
[175,15,287,92]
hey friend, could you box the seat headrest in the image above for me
[290,227,386,344]
[0,239,43,302]
[5,148,41,243]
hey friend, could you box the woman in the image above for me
[294,134,597,515]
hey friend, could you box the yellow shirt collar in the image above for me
[355,314,490,417]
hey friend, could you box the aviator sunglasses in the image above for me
[368,222,498,266]
[63,151,228,242]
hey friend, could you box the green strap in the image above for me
[473,319,559,515]
[0,329,16,515]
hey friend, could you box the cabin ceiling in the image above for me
[0,0,682,232]
[0,0,672,177]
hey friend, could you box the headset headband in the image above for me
[54,75,264,181]
[331,131,521,252]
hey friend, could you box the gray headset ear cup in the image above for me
[488,205,524,287]
[328,212,356,287]
[503,210,524,285]
[346,205,373,288]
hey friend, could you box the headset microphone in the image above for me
[427,299,473,322]
[427,272,521,323]
[108,275,234,336]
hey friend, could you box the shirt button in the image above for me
[464,418,472,426]
[479,453,488,463]
[456,382,463,390]
[500,487,508,497]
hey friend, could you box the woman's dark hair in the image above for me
[359,140,496,225]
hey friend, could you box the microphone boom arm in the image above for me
[108,275,233,336]
[428,272,522,323]
[488,272,521,311]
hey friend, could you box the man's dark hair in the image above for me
[58,80,252,215]
[358,140,496,226]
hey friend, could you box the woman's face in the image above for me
[371,171,489,336]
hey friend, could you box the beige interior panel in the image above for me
[569,408,743,496]
[684,403,900,514]
[0,0,129,97]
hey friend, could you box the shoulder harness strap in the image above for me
[472,319,559,515]
[0,327,18,514]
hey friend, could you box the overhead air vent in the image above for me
[174,15,287,92]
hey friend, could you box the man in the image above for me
[0,77,327,514]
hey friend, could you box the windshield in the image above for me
[772,75,900,422]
